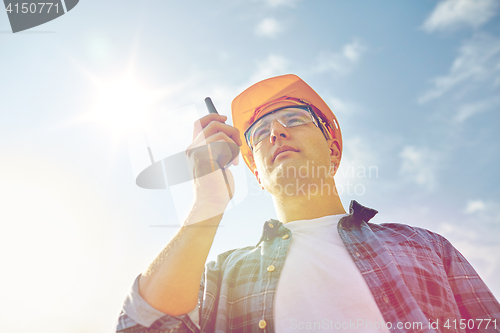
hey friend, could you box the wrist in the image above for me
[184,199,227,227]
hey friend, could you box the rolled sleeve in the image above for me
[122,274,170,327]
[116,275,199,333]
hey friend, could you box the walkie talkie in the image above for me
[204,97,233,199]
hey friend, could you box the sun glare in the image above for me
[82,67,171,141]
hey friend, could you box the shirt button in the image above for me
[259,319,267,329]
[267,265,275,272]
[355,252,361,257]
[282,234,289,239]
[383,295,389,304]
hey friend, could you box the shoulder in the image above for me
[370,222,448,241]
[368,222,454,259]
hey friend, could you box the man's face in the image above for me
[251,114,340,193]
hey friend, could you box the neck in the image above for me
[271,178,346,223]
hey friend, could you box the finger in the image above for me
[194,121,242,147]
[187,131,240,168]
[187,130,238,156]
[201,131,240,161]
[192,114,227,140]
[209,135,240,167]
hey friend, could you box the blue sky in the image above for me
[1,1,499,332]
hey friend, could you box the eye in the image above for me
[251,126,269,144]
[285,114,309,127]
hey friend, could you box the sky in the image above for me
[1,0,499,332]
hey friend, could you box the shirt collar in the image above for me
[256,200,378,246]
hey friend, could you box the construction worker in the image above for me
[117,74,500,332]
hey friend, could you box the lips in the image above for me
[272,145,299,162]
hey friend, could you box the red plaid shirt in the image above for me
[117,201,500,332]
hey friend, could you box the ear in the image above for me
[253,169,261,184]
[328,138,341,168]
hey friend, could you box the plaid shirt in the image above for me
[116,201,500,332]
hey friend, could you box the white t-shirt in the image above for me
[274,214,389,332]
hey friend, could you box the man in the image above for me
[116,74,500,332]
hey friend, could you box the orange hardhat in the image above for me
[231,74,342,173]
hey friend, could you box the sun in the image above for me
[81,65,171,141]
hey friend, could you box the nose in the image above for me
[269,120,289,144]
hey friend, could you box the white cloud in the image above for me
[343,41,365,62]
[454,97,500,122]
[422,0,499,32]
[465,199,486,214]
[250,54,290,83]
[255,18,283,38]
[419,34,500,104]
[314,40,367,75]
[461,199,500,224]
[399,146,442,190]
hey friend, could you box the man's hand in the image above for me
[185,113,242,223]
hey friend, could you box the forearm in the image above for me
[137,111,238,317]
[138,207,223,316]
